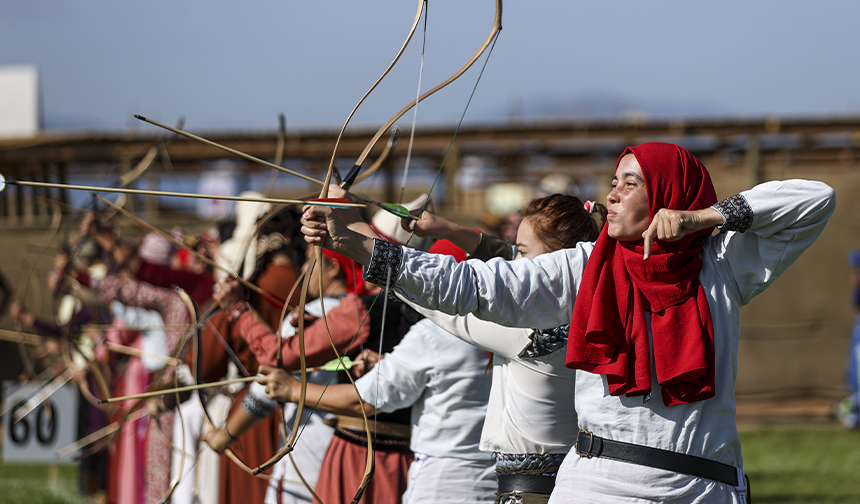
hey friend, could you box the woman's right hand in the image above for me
[401,210,447,239]
[352,348,382,378]
[400,209,481,254]
[288,310,318,328]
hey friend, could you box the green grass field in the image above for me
[739,423,860,504]
[0,463,91,504]
[1,423,858,503]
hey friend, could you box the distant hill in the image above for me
[482,92,728,122]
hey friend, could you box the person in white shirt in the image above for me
[396,193,605,504]
[299,142,835,503]
[256,243,496,504]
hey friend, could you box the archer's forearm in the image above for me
[300,382,378,418]
[333,234,375,266]
[347,220,383,241]
[437,224,481,255]
[224,405,259,440]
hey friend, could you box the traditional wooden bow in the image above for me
[275,3,504,502]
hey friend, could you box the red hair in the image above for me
[521,194,606,251]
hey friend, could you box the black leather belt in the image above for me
[575,430,738,487]
[497,474,556,495]
[332,427,412,453]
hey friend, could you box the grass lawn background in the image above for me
[0,463,90,504]
[1,423,858,504]
[738,423,860,504]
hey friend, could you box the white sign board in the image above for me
[2,381,78,463]
[0,65,40,138]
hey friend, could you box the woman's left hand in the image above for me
[301,205,374,265]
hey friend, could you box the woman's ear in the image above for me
[324,256,342,280]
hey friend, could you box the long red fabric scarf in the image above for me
[566,143,718,406]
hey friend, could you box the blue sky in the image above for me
[2,1,859,131]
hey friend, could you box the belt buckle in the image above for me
[575,429,594,457]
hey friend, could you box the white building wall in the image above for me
[0,65,39,138]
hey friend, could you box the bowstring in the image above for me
[291,289,381,443]
[415,30,500,220]
[353,28,503,472]
[374,267,393,441]
[398,1,428,206]
[368,0,428,449]
[290,3,430,493]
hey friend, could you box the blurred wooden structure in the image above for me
[1,115,860,224]
[1,115,860,404]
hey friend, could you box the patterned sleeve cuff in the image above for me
[241,381,277,419]
[711,194,753,233]
[363,239,404,287]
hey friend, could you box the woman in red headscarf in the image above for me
[300,142,836,503]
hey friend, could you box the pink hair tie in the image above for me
[584,201,596,214]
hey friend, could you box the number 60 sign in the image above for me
[2,381,77,463]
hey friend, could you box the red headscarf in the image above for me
[566,142,718,406]
[322,249,367,295]
[428,239,468,263]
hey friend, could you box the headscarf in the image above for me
[322,249,366,295]
[428,238,468,263]
[566,142,718,406]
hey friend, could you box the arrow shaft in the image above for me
[134,116,324,187]
[8,180,363,208]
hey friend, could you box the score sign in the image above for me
[3,381,77,462]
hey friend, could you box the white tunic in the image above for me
[402,301,578,456]
[355,318,492,460]
[355,318,496,503]
[383,180,835,503]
